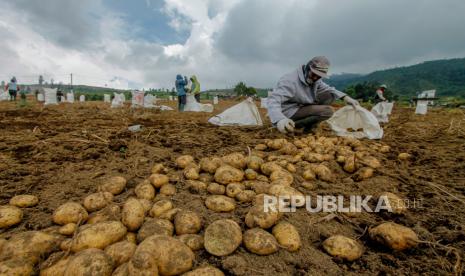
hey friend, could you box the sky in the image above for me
[1,0,464,90]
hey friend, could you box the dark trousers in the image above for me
[194,93,200,102]
[178,95,186,111]
[291,91,335,131]
[9,90,17,101]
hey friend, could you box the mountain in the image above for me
[327,58,465,98]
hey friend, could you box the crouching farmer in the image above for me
[267,56,359,133]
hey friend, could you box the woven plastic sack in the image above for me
[208,97,263,126]
[327,105,383,139]
[371,102,394,123]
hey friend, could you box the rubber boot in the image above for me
[179,104,185,112]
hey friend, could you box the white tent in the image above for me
[44,88,58,105]
[184,94,213,112]
[208,97,263,126]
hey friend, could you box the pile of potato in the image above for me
[0,135,421,274]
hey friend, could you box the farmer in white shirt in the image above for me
[374,84,387,103]
[267,56,359,133]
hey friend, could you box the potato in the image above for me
[186,180,208,193]
[138,199,153,214]
[87,204,121,224]
[310,164,334,182]
[398,152,411,160]
[60,239,72,251]
[59,223,77,236]
[104,241,136,266]
[278,142,298,155]
[178,234,204,251]
[40,255,69,276]
[159,208,181,221]
[64,248,114,276]
[260,162,282,176]
[124,232,137,244]
[149,173,170,188]
[175,210,202,235]
[205,195,236,212]
[0,259,33,276]
[183,266,224,276]
[71,221,127,252]
[269,185,304,199]
[370,222,418,250]
[176,155,195,168]
[362,156,381,169]
[9,194,39,208]
[244,168,258,180]
[112,263,129,276]
[221,152,247,169]
[301,181,317,190]
[322,235,364,261]
[0,231,63,264]
[135,180,156,200]
[151,163,167,174]
[247,156,264,171]
[378,192,407,214]
[198,173,213,183]
[160,184,176,196]
[226,182,245,198]
[0,238,6,252]
[236,190,256,203]
[343,155,356,173]
[0,205,23,228]
[199,157,223,174]
[137,218,174,242]
[353,167,374,181]
[243,228,279,255]
[267,139,287,150]
[184,164,200,180]
[270,170,294,186]
[53,202,88,225]
[247,181,271,194]
[286,163,296,173]
[130,235,194,275]
[122,198,145,231]
[150,199,173,217]
[207,182,226,195]
[254,144,267,151]
[256,175,269,182]
[83,192,114,212]
[304,153,325,163]
[302,169,316,181]
[272,222,301,252]
[214,165,244,184]
[336,155,346,164]
[99,176,127,195]
[379,145,391,153]
[204,219,242,256]
[245,204,280,229]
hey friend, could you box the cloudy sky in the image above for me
[1,0,464,90]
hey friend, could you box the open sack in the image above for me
[327,105,383,139]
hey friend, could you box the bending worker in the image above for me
[374,84,387,103]
[267,56,359,133]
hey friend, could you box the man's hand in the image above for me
[343,96,359,107]
[277,118,295,134]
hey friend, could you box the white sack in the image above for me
[131,90,144,108]
[66,92,74,103]
[184,94,213,112]
[371,102,394,123]
[327,105,383,139]
[260,98,268,109]
[44,88,58,105]
[213,96,219,105]
[415,101,428,115]
[79,95,85,102]
[208,97,263,126]
[104,94,111,103]
[144,94,156,108]
[111,93,125,108]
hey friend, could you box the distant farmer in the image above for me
[374,84,387,103]
[6,77,19,101]
[175,74,188,111]
[267,56,359,133]
[190,75,201,102]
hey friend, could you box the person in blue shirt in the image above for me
[6,77,19,101]
[175,74,188,111]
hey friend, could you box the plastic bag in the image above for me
[327,105,383,139]
[131,90,144,108]
[111,93,125,108]
[415,101,428,115]
[144,94,156,108]
[208,97,263,126]
[184,94,213,112]
[371,102,394,123]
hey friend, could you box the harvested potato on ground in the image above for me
[205,195,236,212]
[204,219,242,256]
[336,155,346,164]
[222,152,247,169]
[104,241,137,266]
[243,228,279,255]
[267,139,287,150]
[137,218,174,242]
[0,258,33,276]
[226,183,245,198]
[60,239,72,251]
[353,167,374,181]
[128,255,158,276]
[0,205,23,228]
[272,222,301,252]
[199,173,213,183]
[304,153,325,163]
[178,234,204,251]
[159,208,181,221]
[184,164,200,180]
[175,210,202,235]
[378,192,407,214]
[245,168,258,180]
[310,164,334,182]
[83,192,114,212]
[99,176,127,195]
[207,182,226,195]
[59,223,77,236]
[199,157,223,174]
[322,235,364,261]
[9,194,38,208]
[301,181,317,190]
[150,199,173,217]
[0,231,63,264]
[125,232,137,244]
[135,180,156,200]
[278,142,298,155]
[256,175,268,182]
[260,162,281,176]
[362,156,381,169]
[149,173,170,188]
[255,144,267,151]
[151,163,167,174]
[71,221,127,252]
[270,170,294,186]
[64,248,114,276]
[269,185,304,200]
[184,266,224,276]
[53,202,88,225]
[214,165,244,184]
[0,238,6,252]
[245,204,280,229]
[286,163,296,173]
[40,255,69,276]
[398,152,411,160]
[302,169,316,181]
[176,155,195,169]
[369,222,418,250]
[112,263,129,276]
[343,155,356,173]
[186,180,208,193]
[87,204,121,224]
[160,184,176,196]
[248,181,271,194]
[247,156,264,171]
[122,198,145,231]
[236,190,256,203]
[130,235,194,275]
[379,145,391,153]
[138,199,153,214]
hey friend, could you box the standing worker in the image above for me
[374,84,387,103]
[267,56,359,133]
[190,75,201,102]
[6,77,19,101]
[175,74,188,111]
